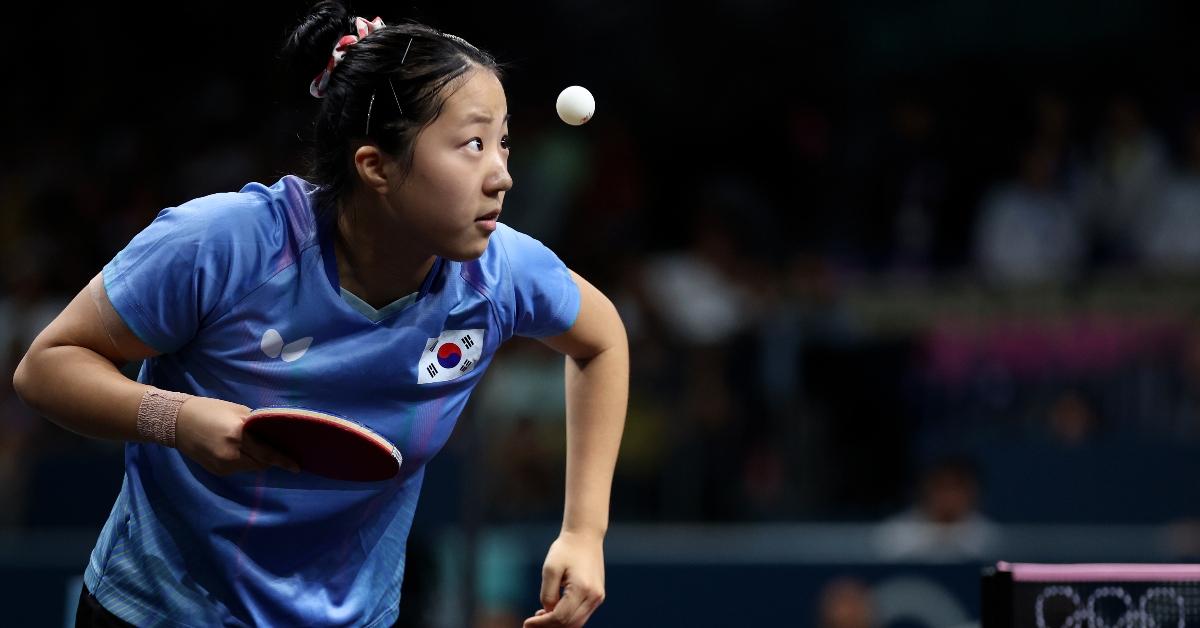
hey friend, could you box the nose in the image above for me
[484,152,513,196]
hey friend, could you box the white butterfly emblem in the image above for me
[260,329,313,363]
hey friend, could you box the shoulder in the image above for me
[236,175,322,245]
[452,223,562,302]
[486,222,559,268]
[463,223,579,338]
[458,223,544,275]
[460,223,567,287]
[109,176,321,295]
[143,176,319,255]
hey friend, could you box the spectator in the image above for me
[973,140,1086,284]
[1136,111,1200,273]
[817,576,876,628]
[874,457,998,561]
[1081,94,1170,265]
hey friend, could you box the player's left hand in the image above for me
[523,530,606,627]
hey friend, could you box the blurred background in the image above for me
[6,0,1200,625]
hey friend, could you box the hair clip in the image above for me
[364,37,413,135]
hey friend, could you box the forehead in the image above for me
[440,69,507,122]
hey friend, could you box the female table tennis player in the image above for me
[12,3,627,626]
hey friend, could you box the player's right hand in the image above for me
[175,397,300,476]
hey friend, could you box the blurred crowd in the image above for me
[5,3,1200,570]
[475,85,1200,533]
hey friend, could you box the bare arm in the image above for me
[13,273,161,441]
[525,269,628,628]
[13,273,296,474]
[539,270,629,539]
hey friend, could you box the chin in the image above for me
[442,236,492,261]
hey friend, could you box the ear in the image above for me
[353,145,393,196]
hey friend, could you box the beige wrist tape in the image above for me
[137,388,191,447]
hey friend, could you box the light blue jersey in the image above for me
[83,176,580,626]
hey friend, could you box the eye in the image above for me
[467,138,483,152]
[500,135,510,150]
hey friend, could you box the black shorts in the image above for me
[75,583,134,628]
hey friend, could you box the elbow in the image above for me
[590,303,629,364]
[11,350,40,410]
[604,296,629,351]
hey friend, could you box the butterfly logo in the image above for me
[260,329,313,363]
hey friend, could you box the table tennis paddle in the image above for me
[243,407,402,482]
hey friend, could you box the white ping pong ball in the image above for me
[556,85,595,126]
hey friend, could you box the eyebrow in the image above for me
[462,111,511,125]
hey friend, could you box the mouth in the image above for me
[475,209,501,233]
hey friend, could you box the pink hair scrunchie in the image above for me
[310,16,386,98]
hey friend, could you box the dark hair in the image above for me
[281,1,502,221]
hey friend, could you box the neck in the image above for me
[334,199,435,308]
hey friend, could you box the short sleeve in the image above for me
[103,193,275,354]
[494,224,581,338]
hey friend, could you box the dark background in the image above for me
[6,1,1200,625]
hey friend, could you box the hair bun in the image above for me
[281,1,352,83]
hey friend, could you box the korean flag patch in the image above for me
[418,329,485,384]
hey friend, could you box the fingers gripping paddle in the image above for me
[244,408,402,482]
